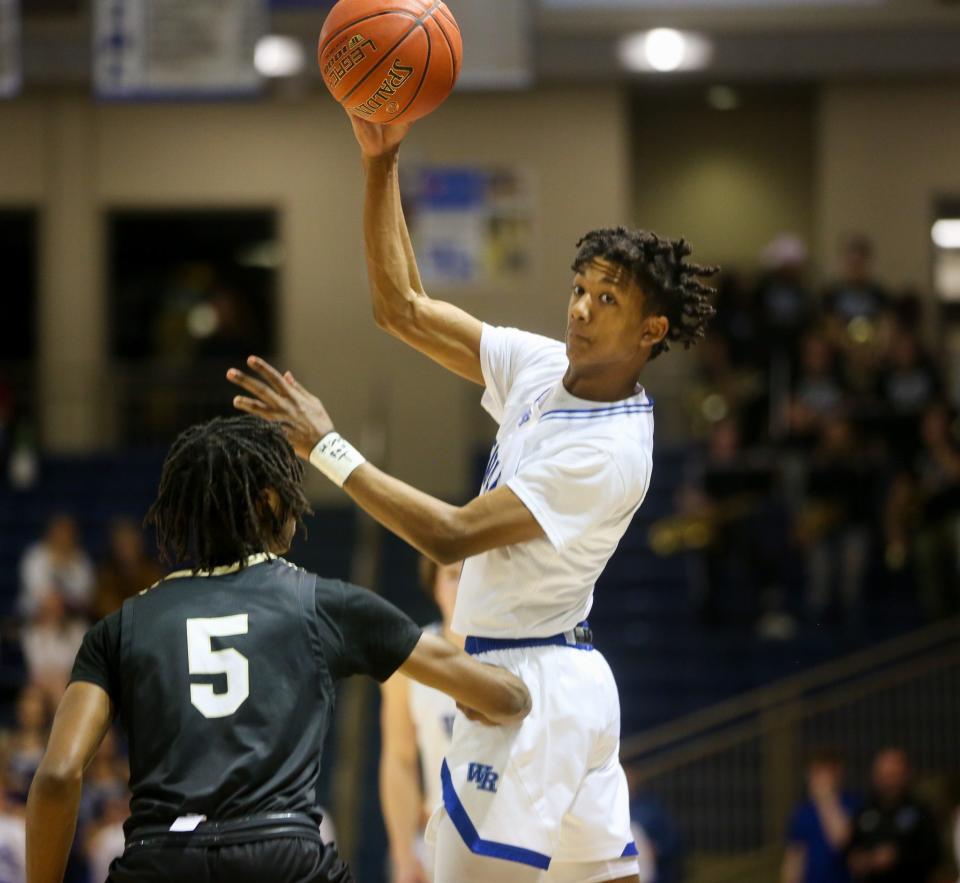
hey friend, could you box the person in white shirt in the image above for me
[228,116,715,883]
[381,559,461,883]
[19,514,94,621]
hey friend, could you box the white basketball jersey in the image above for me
[454,324,654,638]
[409,624,457,814]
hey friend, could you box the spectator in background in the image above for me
[0,788,25,883]
[884,402,960,619]
[630,788,683,883]
[784,334,847,448]
[877,332,941,421]
[3,686,51,804]
[80,729,129,883]
[849,747,940,883]
[19,591,87,702]
[712,271,763,370]
[822,235,891,334]
[874,330,942,466]
[782,749,858,883]
[93,518,163,619]
[799,419,877,627]
[679,418,782,627]
[18,514,94,621]
[755,234,814,371]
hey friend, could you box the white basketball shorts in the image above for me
[426,639,638,871]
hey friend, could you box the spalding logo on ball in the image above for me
[318,0,463,125]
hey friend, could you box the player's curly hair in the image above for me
[572,227,718,360]
[145,416,311,572]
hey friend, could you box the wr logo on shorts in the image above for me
[467,763,499,793]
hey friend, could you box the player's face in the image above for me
[566,259,667,375]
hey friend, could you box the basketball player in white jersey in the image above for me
[380,558,461,883]
[228,117,715,882]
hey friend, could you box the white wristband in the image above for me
[308,432,366,488]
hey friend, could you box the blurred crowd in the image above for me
[0,514,161,883]
[783,745,960,883]
[663,234,960,637]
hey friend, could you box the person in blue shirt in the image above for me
[783,749,859,883]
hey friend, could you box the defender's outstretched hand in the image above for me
[228,357,333,459]
[348,110,412,159]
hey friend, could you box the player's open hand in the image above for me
[348,110,412,159]
[228,357,334,459]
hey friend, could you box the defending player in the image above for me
[380,558,460,883]
[26,416,531,883]
[228,118,715,881]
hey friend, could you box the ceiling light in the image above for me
[645,28,686,71]
[932,219,960,249]
[619,29,713,73]
[254,35,306,78]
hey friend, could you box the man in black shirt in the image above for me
[26,416,531,883]
[848,748,941,883]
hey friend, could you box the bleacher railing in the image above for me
[621,618,960,883]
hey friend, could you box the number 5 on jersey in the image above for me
[186,614,250,719]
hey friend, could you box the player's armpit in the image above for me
[399,633,531,725]
[376,294,484,386]
[27,682,114,883]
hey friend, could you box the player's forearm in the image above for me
[343,462,467,564]
[380,757,425,863]
[363,152,425,329]
[402,634,531,724]
[26,768,82,883]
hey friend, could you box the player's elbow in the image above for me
[372,301,398,333]
[371,289,417,334]
[427,509,475,565]
[31,758,83,795]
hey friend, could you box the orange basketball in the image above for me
[318,0,462,125]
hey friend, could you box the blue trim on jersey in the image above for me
[540,403,653,423]
[622,842,639,857]
[465,634,593,655]
[441,760,552,870]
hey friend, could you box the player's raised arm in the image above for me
[27,682,114,883]
[229,358,547,563]
[350,115,484,385]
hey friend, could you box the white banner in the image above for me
[0,0,21,98]
[93,0,266,99]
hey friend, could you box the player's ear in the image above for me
[641,314,669,349]
[257,487,286,536]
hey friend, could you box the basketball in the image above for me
[317,0,462,125]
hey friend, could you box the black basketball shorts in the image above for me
[107,837,354,883]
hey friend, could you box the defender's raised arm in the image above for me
[350,115,483,385]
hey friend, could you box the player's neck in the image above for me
[562,364,642,403]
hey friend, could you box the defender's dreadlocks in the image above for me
[145,416,311,572]
[573,226,718,360]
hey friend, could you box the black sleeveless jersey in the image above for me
[69,556,421,837]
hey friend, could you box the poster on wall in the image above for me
[0,0,22,98]
[93,0,266,99]
[407,167,535,289]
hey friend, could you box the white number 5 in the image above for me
[186,614,249,719]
